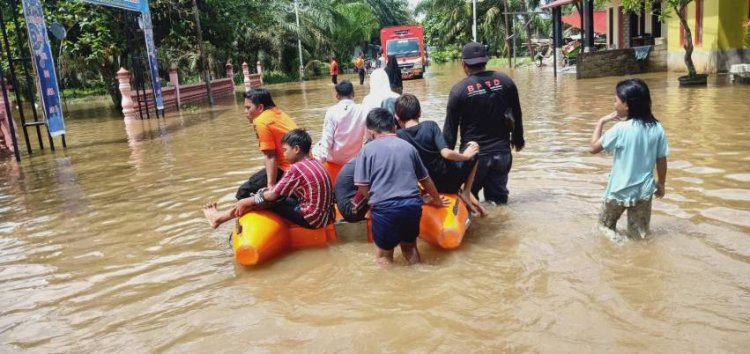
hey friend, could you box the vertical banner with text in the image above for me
[21,0,65,136]
[81,0,163,110]
[141,10,164,110]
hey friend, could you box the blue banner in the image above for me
[21,0,65,137]
[80,0,148,13]
[80,0,164,111]
[141,10,164,110]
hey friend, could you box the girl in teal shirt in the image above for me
[589,79,669,241]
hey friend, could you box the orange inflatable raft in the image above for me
[232,210,336,266]
[365,193,471,249]
[231,195,470,266]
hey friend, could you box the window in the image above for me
[695,0,703,46]
[386,39,420,57]
[652,1,662,38]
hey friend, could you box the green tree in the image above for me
[622,0,699,78]
[332,2,379,61]
[417,0,547,60]
[3,0,415,110]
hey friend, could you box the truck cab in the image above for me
[380,25,426,80]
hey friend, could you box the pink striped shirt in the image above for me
[272,158,334,228]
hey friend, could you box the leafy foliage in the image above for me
[417,0,551,60]
[1,0,412,106]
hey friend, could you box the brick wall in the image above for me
[643,44,668,72]
[577,49,640,79]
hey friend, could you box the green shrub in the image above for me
[428,45,461,64]
[62,86,108,99]
[263,70,298,84]
[304,60,326,77]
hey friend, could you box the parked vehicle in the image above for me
[380,25,427,79]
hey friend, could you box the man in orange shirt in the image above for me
[203,88,298,228]
[330,56,339,85]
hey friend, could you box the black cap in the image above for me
[462,42,488,65]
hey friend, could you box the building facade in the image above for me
[603,0,750,73]
[666,0,750,73]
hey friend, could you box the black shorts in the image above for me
[433,158,477,194]
[270,197,314,229]
[370,197,423,250]
[236,168,285,200]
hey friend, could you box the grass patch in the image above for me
[487,57,533,68]
[62,87,108,99]
[182,104,201,113]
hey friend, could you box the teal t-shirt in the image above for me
[601,119,669,205]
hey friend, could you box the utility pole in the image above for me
[192,0,213,106]
[472,0,477,42]
[294,0,304,81]
[503,0,512,68]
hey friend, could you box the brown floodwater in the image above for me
[1,63,749,352]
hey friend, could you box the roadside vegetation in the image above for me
[0,0,412,108]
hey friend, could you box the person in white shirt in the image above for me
[313,80,367,182]
[362,69,400,115]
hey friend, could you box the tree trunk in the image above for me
[523,15,534,59]
[674,5,697,77]
[521,1,534,59]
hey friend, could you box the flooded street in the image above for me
[1,63,749,352]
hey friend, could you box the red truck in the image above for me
[380,25,427,80]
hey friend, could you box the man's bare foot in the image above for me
[458,190,487,217]
[202,202,221,229]
[457,192,476,214]
[469,194,487,217]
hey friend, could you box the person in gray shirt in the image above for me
[354,108,446,266]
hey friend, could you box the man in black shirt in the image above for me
[443,42,525,205]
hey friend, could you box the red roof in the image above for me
[540,0,580,10]
[561,10,607,35]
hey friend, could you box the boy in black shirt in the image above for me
[395,94,486,216]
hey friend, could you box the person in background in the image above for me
[384,54,403,94]
[354,108,446,266]
[0,80,15,155]
[203,129,334,230]
[443,42,525,205]
[355,53,366,85]
[330,56,339,85]
[362,69,400,116]
[589,78,668,242]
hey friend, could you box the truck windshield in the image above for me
[387,39,420,57]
